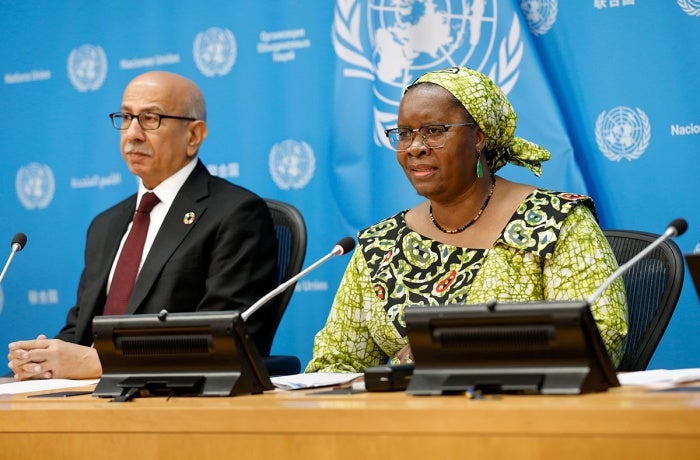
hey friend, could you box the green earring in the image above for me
[476,155,483,179]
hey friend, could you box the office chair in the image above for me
[260,199,307,376]
[603,229,685,372]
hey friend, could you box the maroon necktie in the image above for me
[103,192,160,316]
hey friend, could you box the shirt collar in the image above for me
[136,158,198,207]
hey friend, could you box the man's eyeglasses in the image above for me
[109,112,197,131]
[384,123,475,150]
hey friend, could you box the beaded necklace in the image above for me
[429,174,496,234]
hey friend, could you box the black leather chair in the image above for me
[603,229,685,372]
[260,199,307,376]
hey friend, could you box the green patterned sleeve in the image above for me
[544,205,628,365]
[304,248,388,373]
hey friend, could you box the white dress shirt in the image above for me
[106,159,198,294]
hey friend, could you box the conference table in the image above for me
[1,381,699,459]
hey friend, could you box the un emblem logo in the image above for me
[677,0,700,16]
[333,0,522,148]
[193,27,237,77]
[67,44,108,92]
[269,140,316,190]
[16,163,55,210]
[520,0,558,35]
[595,107,651,162]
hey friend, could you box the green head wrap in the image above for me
[410,67,550,176]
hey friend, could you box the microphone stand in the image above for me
[0,245,21,284]
[241,247,343,322]
[586,223,684,305]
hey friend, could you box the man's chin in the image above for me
[126,156,151,169]
[125,162,150,182]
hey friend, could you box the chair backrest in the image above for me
[259,198,307,356]
[603,229,684,372]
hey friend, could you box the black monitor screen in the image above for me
[404,300,619,395]
[92,310,273,400]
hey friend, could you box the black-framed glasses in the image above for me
[109,112,197,130]
[384,123,475,150]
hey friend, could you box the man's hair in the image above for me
[185,89,207,122]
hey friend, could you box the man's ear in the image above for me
[186,120,208,157]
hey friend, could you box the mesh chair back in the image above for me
[256,199,307,375]
[259,199,307,356]
[603,230,684,371]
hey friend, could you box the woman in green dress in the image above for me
[306,67,627,373]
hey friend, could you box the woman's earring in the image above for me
[476,151,484,179]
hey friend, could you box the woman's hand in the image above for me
[396,344,414,364]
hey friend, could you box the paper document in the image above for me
[0,378,99,395]
[271,372,363,390]
[618,368,700,387]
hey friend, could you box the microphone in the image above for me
[0,233,28,284]
[586,218,688,305]
[241,236,356,321]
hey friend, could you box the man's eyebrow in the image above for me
[120,105,163,112]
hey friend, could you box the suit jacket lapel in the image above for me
[126,161,210,313]
[75,196,134,339]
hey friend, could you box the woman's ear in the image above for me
[474,126,486,153]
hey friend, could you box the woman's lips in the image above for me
[410,164,436,178]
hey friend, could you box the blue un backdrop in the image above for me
[0,0,698,369]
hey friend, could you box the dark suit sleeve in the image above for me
[195,192,278,314]
[171,186,279,353]
[139,173,278,352]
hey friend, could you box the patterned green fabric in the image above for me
[306,190,628,373]
[411,67,551,176]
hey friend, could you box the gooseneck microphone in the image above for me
[0,232,28,284]
[586,218,688,305]
[241,236,356,322]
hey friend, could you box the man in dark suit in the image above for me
[7,71,278,380]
